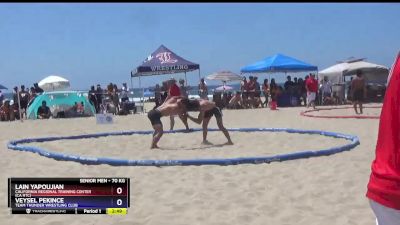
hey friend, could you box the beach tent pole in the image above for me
[130,76,133,94]
[17,89,23,122]
[139,76,142,103]
[184,71,187,86]
[198,68,201,81]
[140,76,145,113]
[223,81,226,94]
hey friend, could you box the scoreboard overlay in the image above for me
[8,178,130,215]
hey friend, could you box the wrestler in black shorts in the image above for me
[147,109,162,126]
[204,107,222,119]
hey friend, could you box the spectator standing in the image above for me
[19,85,30,119]
[88,86,99,113]
[121,83,129,103]
[298,78,307,106]
[247,76,256,108]
[253,77,262,108]
[240,76,249,108]
[34,83,44,94]
[179,79,188,98]
[0,90,3,107]
[284,75,295,92]
[351,70,367,114]
[198,78,209,100]
[321,76,333,104]
[262,79,269,107]
[305,74,318,109]
[168,78,189,131]
[96,84,103,112]
[112,84,120,114]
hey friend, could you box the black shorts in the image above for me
[353,89,364,102]
[147,109,162,126]
[204,107,222,119]
[20,101,28,110]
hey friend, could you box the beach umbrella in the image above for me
[38,75,70,92]
[206,70,243,82]
[0,84,7,89]
[215,85,234,91]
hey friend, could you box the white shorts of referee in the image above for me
[307,92,316,105]
[369,199,400,225]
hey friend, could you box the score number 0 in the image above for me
[116,187,123,206]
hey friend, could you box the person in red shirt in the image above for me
[366,52,400,224]
[305,73,318,109]
[167,78,190,131]
[168,78,180,97]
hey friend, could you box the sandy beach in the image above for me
[0,103,382,225]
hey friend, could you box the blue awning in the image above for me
[241,53,317,73]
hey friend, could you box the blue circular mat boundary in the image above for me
[7,128,360,167]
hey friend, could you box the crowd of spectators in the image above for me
[211,73,342,110]
[0,83,44,121]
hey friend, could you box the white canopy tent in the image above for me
[38,75,70,92]
[318,59,389,84]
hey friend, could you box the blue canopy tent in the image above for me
[131,45,200,103]
[241,53,318,107]
[241,53,318,74]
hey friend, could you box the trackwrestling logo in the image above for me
[156,52,178,64]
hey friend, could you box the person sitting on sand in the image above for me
[228,91,243,109]
[147,96,188,149]
[182,98,233,145]
[77,101,84,115]
[37,100,51,119]
[351,70,367,114]
[0,100,11,121]
[64,102,79,118]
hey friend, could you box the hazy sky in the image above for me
[1,3,399,90]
